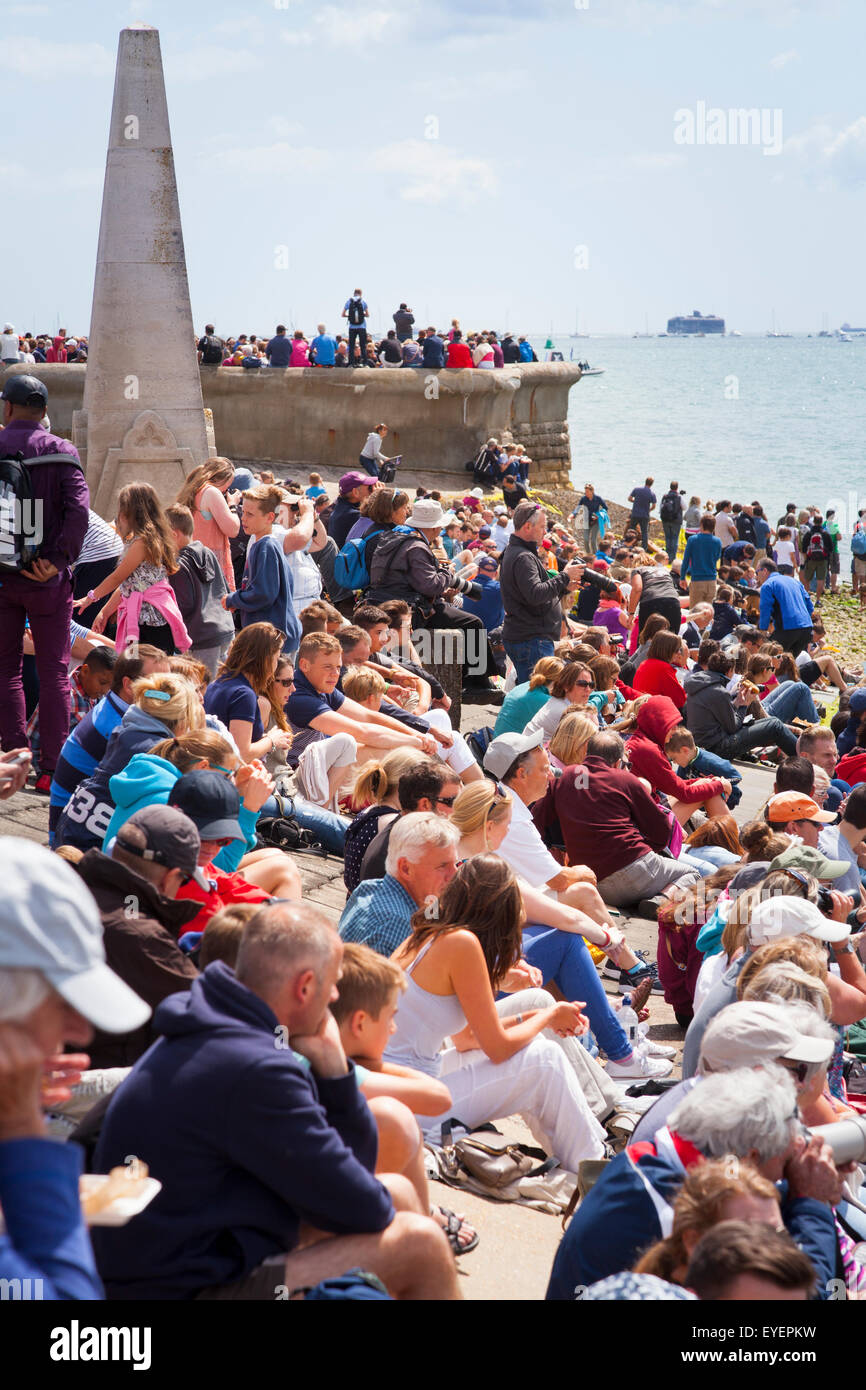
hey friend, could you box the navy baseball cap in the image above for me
[167,770,244,841]
[1,374,48,407]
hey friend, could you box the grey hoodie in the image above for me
[169,540,235,648]
[682,667,741,750]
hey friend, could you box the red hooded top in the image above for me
[632,657,687,710]
[626,695,724,805]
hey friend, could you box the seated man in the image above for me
[0,840,151,1300]
[546,1068,840,1299]
[286,632,439,769]
[533,729,701,915]
[74,805,201,1069]
[765,790,835,849]
[92,901,458,1300]
[340,813,460,956]
[685,1221,817,1301]
[359,762,462,883]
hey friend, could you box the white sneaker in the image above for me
[606,1052,674,1081]
[636,1023,677,1060]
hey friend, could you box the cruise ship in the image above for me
[666,309,725,335]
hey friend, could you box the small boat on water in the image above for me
[577,360,604,375]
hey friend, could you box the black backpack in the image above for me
[660,492,680,523]
[0,451,80,573]
[200,334,223,365]
[347,298,366,326]
[806,529,828,561]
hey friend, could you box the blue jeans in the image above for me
[678,748,742,810]
[631,516,650,548]
[522,924,631,1062]
[504,636,555,686]
[662,521,680,564]
[710,717,799,761]
[261,793,348,855]
[762,680,819,724]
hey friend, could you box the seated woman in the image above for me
[389,855,608,1171]
[546,708,598,774]
[343,747,427,893]
[587,655,626,723]
[204,623,293,766]
[493,657,564,737]
[524,662,595,742]
[256,653,352,855]
[750,653,820,725]
[624,696,731,828]
[656,865,740,1029]
[632,632,688,710]
[619,613,670,685]
[54,673,202,851]
[450,782,673,1080]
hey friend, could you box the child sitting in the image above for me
[341,665,388,710]
[332,942,478,1256]
[27,646,116,778]
[305,472,327,500]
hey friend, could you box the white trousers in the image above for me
[417,990,606,1171]
[424,707,476,776]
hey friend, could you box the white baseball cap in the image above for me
[482,728,544,781]
[701,1001,834,1071]
[0,839,151,1034]
[748,894,850,946]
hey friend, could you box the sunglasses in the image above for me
[436,795,457,808]
[212,764,238,781]
[574,680,594,689]
[780,1059,810,1085]
[275,677,295,688]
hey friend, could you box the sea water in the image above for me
[545,334,864,563]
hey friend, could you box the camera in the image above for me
[817,885,834,915]
[454,576,482,601]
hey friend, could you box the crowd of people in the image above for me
[194,300,540,373]
[3,364,866,1304]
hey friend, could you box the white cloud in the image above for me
[203,141,332,178]
[770,48,799,69]
[6,37,113,78]
[279,4,402,47]
[628,151,687,170]
[367,139,498,204]
[164,45,263,82]
[785,115,866,189]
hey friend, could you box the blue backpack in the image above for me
[333,526,386,591]
[852,528,866,557]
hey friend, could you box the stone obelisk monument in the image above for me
[75,24,211,517]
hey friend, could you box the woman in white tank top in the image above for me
[389,855,606,1172]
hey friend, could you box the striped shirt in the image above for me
[74,510,123,568]
[48,691,128,843]
[338,874,417,957]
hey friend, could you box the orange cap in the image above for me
[766,791,836,825]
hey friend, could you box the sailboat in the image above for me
[766,310,792,339]
[633,313,652,338]
[570,308,589,339]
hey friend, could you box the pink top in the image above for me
[289,341,310,367]
[193,484,237,589]
[116,579,191,652]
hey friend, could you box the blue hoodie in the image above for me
[54,705,178,852]
[103,752,259,871]
[92,963,393,1299]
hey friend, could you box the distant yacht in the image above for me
[569,308,589,339]
[766,310,792,338]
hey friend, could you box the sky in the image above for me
[4,0,866,337]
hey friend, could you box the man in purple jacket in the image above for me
[0,376,89,790]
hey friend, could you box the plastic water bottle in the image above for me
[619,994,641,1053]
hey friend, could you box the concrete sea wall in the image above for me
[0,361,580,499]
